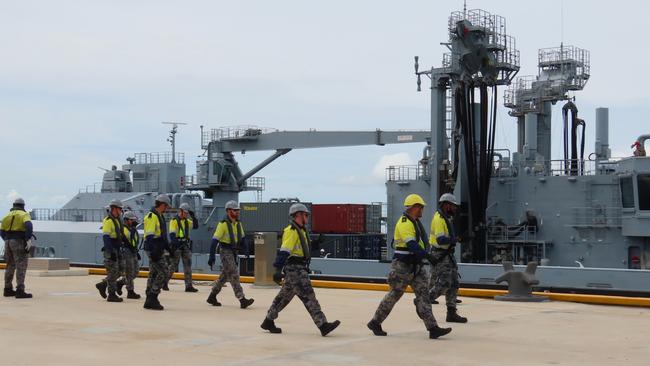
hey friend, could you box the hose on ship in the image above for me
[454,81,498,262]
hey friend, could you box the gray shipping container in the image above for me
[365,204,382,233]
[240,202,312,232]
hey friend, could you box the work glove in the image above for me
[25,239,34,252]
[272,270,284,285]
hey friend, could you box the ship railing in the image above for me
[243,176,266,191]
[486,224,550,264]
[77,182,102,194]
[133,152,184,164]
[31,208,106,222]
[487,224,539,243]
[201,126,279,148]
[448,9,504,36]
[538,45,590,90]
[386,165,426,182]
[569,207,622,228]
[547,159,595,176]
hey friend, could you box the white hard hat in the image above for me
[439,193,459,206]
[289,203,310,216]
[179,203,192,212]
[13,197,25,206]
[123,211,139,221]
[155,194,171,206]
[225,200,240,210]
[109,199,124,208]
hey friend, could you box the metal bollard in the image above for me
[254,232,278,287]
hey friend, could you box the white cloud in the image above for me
[337,152,415,187]
[4,189,21,205]
[372,152,415,180]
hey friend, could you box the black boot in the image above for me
[95,281,107,299]
[239,297,254,309]
[107,291,123,303]
[15,289,33,299]
[260,318,282,334]
[127,290,141,299]
[3,287,16,297]
[144,293,164,310]
[152,293,164,310]
[115,279,124,296]
[185,285,199,293]
[429,325,452,339]
[456,299,462,304]
[143,293,154,309]
[162,283,170,291]
[367,319,387,336]
[206,292,221,306]
[446,307,468,323]
[319,320,341,337]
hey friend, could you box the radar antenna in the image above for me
[162,121,188,163]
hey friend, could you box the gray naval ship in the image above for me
[24,7,650,295]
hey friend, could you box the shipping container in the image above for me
[311,233,385,260]
[311,204,366,234]
[240,202,312,232]
[365,203,383,233]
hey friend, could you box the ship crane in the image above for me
[187,127,431,212]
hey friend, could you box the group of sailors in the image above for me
[1,192,467,339]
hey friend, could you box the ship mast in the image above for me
[162,121,187,163]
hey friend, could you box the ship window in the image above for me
[637,174,650,210]
[620,176,634,208]
[220,166,232,184]
[213,162,222,177]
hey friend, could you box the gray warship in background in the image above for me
[19,7,650,295]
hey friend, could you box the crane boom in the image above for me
[212,129,430,153]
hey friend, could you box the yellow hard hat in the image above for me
[403,194,426,207]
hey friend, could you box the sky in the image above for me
[1,0,648,210]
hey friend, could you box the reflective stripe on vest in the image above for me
[223,218,243,247]
[394,214,428,251]
[288,220,311,261]
[173,217,190,240]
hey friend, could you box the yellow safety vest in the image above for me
[1,210,31,232]
[144,211,164,239]
[123,226,139,248]
[430,211,452,250]
[393,215,426,255]
[102,216,123,240]
[280,224,310,258]
[213,219,244,244]
[170,217,193,240]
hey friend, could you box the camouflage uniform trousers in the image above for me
[102,248,121,293]
[266,263,327,327]
[4,239,29,291]
[372,259,438,330]
[167,244,193,287]
[428,250,459,308]
[120,249,140,292]
[210,247,244,299]
[146,251,169,295]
